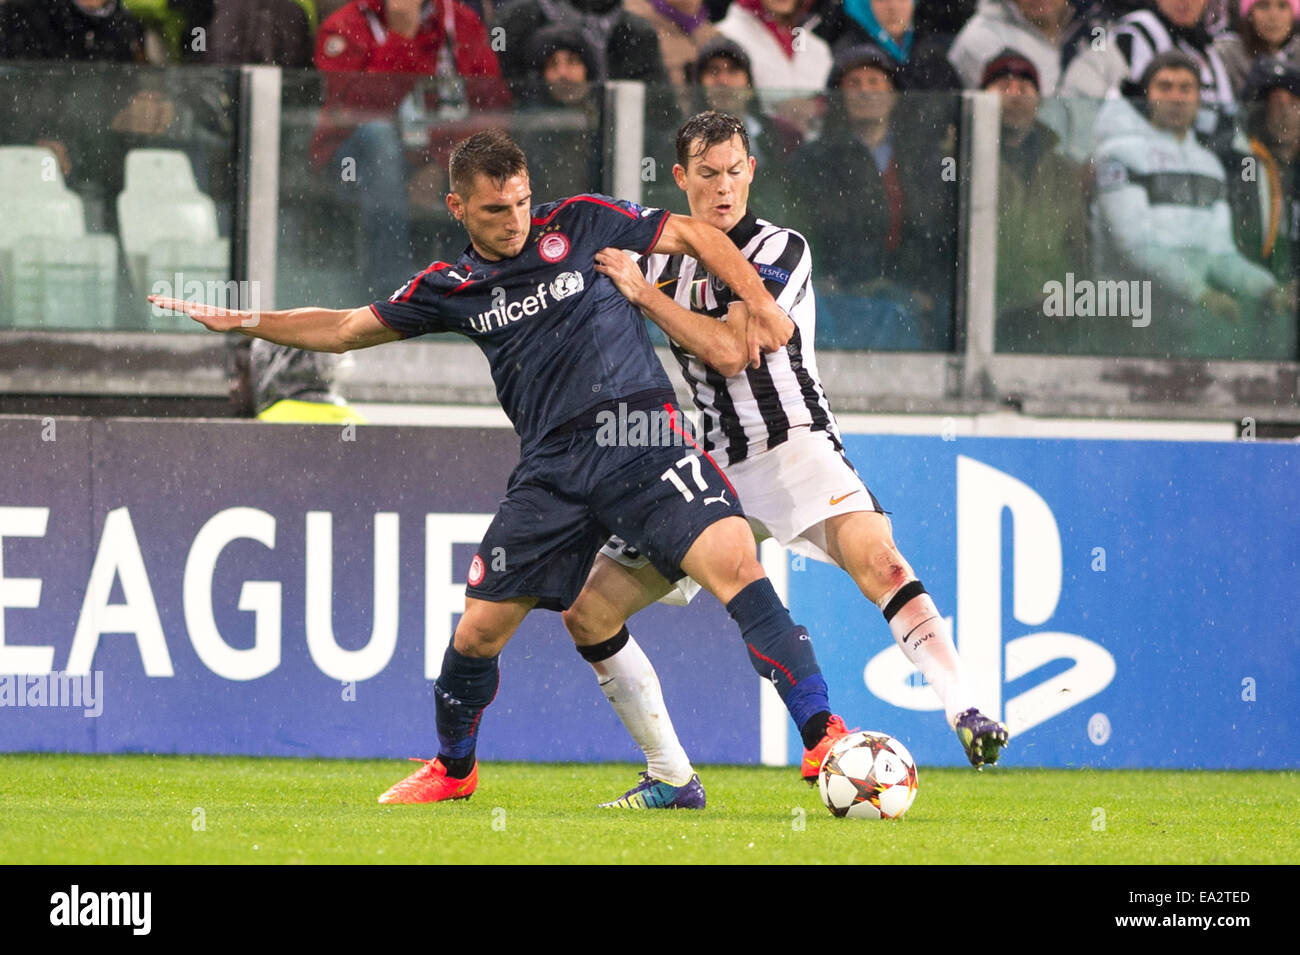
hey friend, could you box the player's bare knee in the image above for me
[713,555,766,603]
[736,555,766,589]
[712,542,762,588]
[847,540,912,603]
[452,618,507,658]
[453,634,502,658]
[559,604,583,640]
[876,546,910,588]
[561,600,614,646]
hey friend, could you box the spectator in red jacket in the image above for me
[310,0,510,292]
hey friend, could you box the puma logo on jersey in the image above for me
[829,490,861,505]
[704,490,730,507]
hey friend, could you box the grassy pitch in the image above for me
[1,754,1295,865]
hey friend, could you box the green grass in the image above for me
[1,755,1295,864]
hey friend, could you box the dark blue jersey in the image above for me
[370,194,675,450]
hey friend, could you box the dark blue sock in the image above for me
[726,579,830,734]
[434,645,500,772]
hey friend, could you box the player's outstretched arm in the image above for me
[594,248,749,377]
[148,296,402,353]
[650,214,794,368]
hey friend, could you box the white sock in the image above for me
[588,635,695,786]
[880,584,974,727]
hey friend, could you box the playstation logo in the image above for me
[864,457,1115,737]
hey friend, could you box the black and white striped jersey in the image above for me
[642,210,843,468]
[1112,9,1234,137]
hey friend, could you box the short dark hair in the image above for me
[828,44,897,90]
[526,24,596,77]
[675,111,750,169]
[1139,50,1201,95]
[692,37,753,86]
[449,129,529,196]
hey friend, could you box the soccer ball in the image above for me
[818,731,919,820]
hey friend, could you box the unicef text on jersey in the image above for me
[467,272,584,334]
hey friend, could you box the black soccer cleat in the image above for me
[954,708,1009,769]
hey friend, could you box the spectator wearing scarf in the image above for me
[625,0,721,87]
[1231,55,1300,292]
[1060,0,1235,128]
[716,0,834,112]
[812,0,962,88]
[980,48,1091,353]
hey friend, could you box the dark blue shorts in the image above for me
[466,404,744,611]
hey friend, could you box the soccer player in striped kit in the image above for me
[154,129,855,808]
[564,111,1008,809]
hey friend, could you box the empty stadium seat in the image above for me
[0,146,119,330]
[117,149,232,331]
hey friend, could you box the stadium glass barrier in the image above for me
[990,94,1298,362]
[0,62,1293,423]
[274,68,607,311]
[638,84,964,354]
[0,63,239,333]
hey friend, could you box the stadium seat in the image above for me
[0,146,119,330]
[117,149,232,331]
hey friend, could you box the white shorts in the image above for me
[600,427,882,605]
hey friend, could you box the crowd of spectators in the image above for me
[788,44,959,347]
[0,0,1298,357]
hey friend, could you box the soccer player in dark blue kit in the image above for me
[151,129,849,806]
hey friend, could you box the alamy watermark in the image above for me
[50,885,150,935]
[150,273,262,325]
[0,670,103,717]
[595,402,689,448]
[1042,273,1151,328]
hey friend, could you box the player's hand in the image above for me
[594,247,651,308]
[725,300,749,331]
[111,90,176,136]
[745,299,794,368]
[724,300,750,367]
[148,295,258,332]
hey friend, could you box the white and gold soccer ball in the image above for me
[818,731,919,820]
